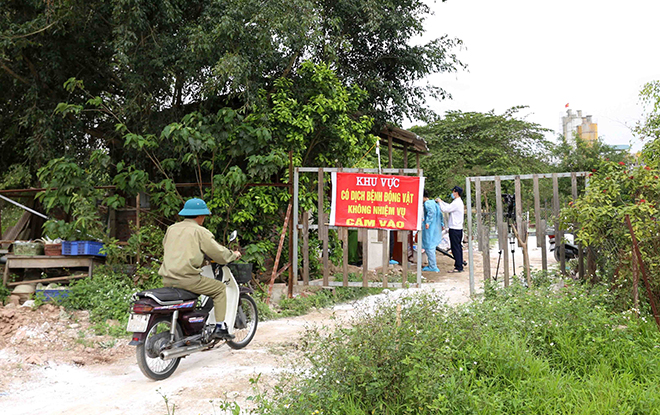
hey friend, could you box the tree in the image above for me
[0,0,464,178]
[411,107,553,197]
[552,134,629,173]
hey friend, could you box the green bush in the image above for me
[249,282,660,414]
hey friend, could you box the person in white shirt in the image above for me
[436,186,465,272]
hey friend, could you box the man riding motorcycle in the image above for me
[158,198,241,340]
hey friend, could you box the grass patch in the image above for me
[244,280,660,414]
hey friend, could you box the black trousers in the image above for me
[448,229,464,271]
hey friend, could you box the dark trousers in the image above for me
[449,229,464,271]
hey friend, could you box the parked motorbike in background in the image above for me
[548,232,580,262]
[126,231,258,380]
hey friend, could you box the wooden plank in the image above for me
[4,255,97,268]
[533,175,542,248]
[388,137,393,168]
[476,179,483,251]
[303,211,309,285]
[362,228,369,288]
[380,229,388,288]
[482,222,491,281]
[7,273,88,287]
[552,173,566,274]
[572,172,584,279]
[266,203,292,303]
[136,194,141,265]
[318,169,329,286]
[400,230,408,285]
[495,177,509,285]
[533,175,548,272]
[342,227,349,287]
[1,211,30,248]
[495,177,504,251]
[514,175,523,244]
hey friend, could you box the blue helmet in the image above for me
[178,198,211,217]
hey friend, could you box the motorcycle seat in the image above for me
[135,287,199,305]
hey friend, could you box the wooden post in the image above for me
[303,211,309,285]
[482,222,491,281]
[514,176,522,245]
[403,145,408,168]
[625,215,660,331]
[632,250,639,313]
[552,173,565,274]
[342,227,349,287]
[533,175,548,273]
[266,202,292,304]
[362,228,369,288]
[476,178,483,251]
[511,223,531,287]
[318,169,329,286]
[572,172,584,279]
[401,230,408,285]
[399,168,408,284]
[288,151,294,297]
[380,229,388,288]
[416,153,420,170]
[388,136,393,168]
[136,194,141,265]
[495,177,508,286]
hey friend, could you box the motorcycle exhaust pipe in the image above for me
[160,343,206,360]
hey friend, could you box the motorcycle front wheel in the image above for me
[136,316,182,380]
[227,294,258,350]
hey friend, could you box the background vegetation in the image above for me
[241,278,660,415]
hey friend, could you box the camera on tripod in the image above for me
[502,194,516,220]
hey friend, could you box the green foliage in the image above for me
[553,134,630,173]
[0,284,11,305]
[0,205,22,236]
[412,107,553,197]
[0,0,463,180]
[0,164,32,190]
[249,282,660,414]
[102,223,165,267]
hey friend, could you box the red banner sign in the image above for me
[330,172,424,230]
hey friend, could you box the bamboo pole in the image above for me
[266,202,292,304]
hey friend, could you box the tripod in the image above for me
[494,216,517,280]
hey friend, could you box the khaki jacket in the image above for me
[158,219,237,282]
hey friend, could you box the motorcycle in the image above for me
[548,232,581,262]
[126,232,258,381]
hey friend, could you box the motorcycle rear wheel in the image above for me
[227,294,258,350]
[136,316,182,380]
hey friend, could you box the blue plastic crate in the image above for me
[61,241,106,257]
[36,289,71,301]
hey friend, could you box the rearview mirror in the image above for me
[229,230,238,243]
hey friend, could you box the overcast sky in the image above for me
[408,0,660,151]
